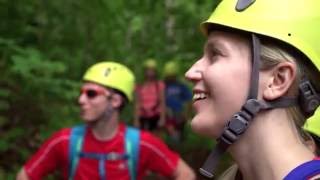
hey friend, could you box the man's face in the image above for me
[78,82,113,122]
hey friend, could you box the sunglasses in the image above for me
[80,88,106,99]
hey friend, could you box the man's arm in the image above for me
[141,131,196,179]
[15,129,67,180]
[16,168,30,180]
[172,159,196,180]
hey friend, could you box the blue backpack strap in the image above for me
[125,126,140,180]
[68,125,86,180]
[284,159,320,180]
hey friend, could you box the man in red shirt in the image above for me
[16,61,195,180]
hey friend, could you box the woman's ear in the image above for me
[263,61,297,100]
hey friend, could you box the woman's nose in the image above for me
[185,59,203,83]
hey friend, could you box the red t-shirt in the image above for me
[24,123,179,180]
[136,81,165,118]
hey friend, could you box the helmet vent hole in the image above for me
[235,0,256,12]
[104,68,111,76]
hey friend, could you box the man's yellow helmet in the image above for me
[83,61,135,101]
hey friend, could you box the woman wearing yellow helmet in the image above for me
[185,0,320,179]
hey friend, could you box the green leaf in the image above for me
[130,16,144,33]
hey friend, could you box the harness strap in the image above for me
[284,159,320,180]
[125,127,140,180]
[68,125,140,180]
[69,125,86,180]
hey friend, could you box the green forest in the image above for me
[0,0,233,179]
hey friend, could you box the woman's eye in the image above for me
[208,49,220,62]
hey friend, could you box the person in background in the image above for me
[17,61,195,180]
[163,61,192,143]
[134,59,166,133]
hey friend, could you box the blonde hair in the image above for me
[259,39,320,130]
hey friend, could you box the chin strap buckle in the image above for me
[299,79,320,118]
[199,99,261,179]
[220,99,261,144]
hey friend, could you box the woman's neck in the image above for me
[229,109,314,180]
[90,111,120,141]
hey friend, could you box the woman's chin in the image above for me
[190,117,219,138]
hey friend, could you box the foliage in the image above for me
[0,0,222,178]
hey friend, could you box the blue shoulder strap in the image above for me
[68,125,86,180]
[125,126,140,180]
[284,159,320,180]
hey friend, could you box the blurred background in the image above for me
[0,0,232,179]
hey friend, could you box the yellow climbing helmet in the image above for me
[201,0,320,72]
[304,107,320,137]
[143,58,157,69]
[198,1,320,177]
[164,61,179,77]
[83,61,135,101]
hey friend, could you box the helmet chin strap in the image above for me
[199,34,300,178]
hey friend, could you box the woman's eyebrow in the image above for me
[205,39,228,53]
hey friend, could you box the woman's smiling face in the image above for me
[185,31,253,138]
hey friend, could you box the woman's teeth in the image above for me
[193,93,208,101]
